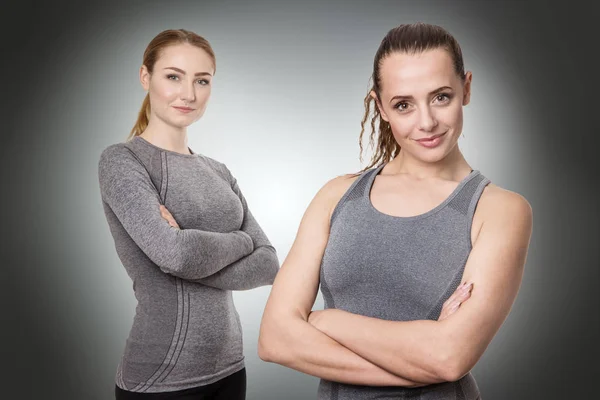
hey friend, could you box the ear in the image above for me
[462,71,472,106]
[140,65,151,91]
[371,90,389,122]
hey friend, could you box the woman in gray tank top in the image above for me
[259,23,533,400]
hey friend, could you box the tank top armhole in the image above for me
[465,176,491,250]
[329,168,379,226]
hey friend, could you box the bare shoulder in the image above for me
[320,173,360,201]
[478,183,533,229]
[313,173,361,219]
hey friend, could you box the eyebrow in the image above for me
[389,86,453,104]
[164,67,212,77]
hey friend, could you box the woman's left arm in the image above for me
[309,187,533,383]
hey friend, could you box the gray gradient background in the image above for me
[1,0,598,399]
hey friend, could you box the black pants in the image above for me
[115,368,246,400]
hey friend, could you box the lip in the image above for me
[414,131,447,148]
[173,106,195,113]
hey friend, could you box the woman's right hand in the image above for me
[438,282,473,321]
[160,205,180,229]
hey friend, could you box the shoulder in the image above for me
[98,142,136,171]
[311,171,366,219]
[477,183,533,235]
[98,142,148,185]
[99,143,135,166]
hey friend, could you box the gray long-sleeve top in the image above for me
[98,136,279,393]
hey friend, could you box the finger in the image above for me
[443,282,468,308]
[444,287,473,316]
[449,285,473,308]
[168,217,179,228]
[159,206,168,218]
[440,284,472,320]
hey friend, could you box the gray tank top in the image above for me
[318,164,490,400]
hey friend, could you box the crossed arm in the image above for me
[258,175,532,386]
[99,145,279,290]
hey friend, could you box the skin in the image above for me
[258,48,532,386]
[139,42,215,155]
[137,42,215,222]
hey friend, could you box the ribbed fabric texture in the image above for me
[318,164,489,400]
[98,136,279,393]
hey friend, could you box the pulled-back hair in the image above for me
[128,29,216,139]
[359,23,466,171]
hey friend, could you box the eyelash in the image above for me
[166,74,210,85]
[394,93,453,112]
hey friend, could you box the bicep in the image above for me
[264,190,332,320]
[264,175,356,320]
[99,149,177,264]
[441,192,533,368]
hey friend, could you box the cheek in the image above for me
[196,88,212,108]
[200,87,212,101]
[389,114,418,139]
[437,103,463,128]
[150,81,178,104]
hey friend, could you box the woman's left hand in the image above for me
[438,282,473,321]
[160,205,180,229]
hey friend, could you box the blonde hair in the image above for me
[128,29,216,139]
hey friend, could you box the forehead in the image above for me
[155,43,215,73]
[378,48,458,95]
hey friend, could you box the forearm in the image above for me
[191,245,280,290]
[311,309,451,383]
[157,228,255,280]
[259,315,426,387]
[98,148,255,280]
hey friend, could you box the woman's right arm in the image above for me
[98,145,253,280]
[257,175,424,387]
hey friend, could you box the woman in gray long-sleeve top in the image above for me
[98,29,279,399]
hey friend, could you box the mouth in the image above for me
[173,106,195,113]
[415,131,447,142]
[413,131,448,149]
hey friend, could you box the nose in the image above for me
[179,80,196,104]
[418,106,438,132]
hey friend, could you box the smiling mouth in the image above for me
[415,131,447,142]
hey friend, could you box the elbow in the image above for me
[257,334,275,362]
[257,322,281,363]
[434,348,475,382]
[257,313,292,364]
[258,246,281,284]
[436,363,467,383]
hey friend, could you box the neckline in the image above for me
[133,136,199,158]
[365,163,480,221]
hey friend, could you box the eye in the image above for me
[196,79,210,85]
[166,74,179,81]
[434,93,452,103]
[394,102,410,112]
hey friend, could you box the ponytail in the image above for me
[128,93,151,140]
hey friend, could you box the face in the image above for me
[140,43,215,130]
[374,48,472,163]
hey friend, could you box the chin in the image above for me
[411,146,453,164]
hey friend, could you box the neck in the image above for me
[139,117,191,155]
[386,145,471,181]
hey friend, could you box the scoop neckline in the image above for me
[133,136,199,158]
[366,163,480,221]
